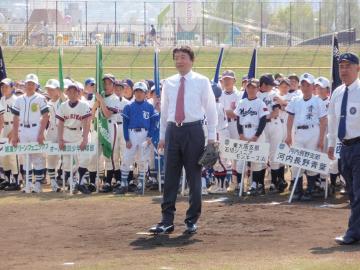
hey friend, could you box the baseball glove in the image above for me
[198,142,220,167]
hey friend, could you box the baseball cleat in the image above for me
[148,223,175,234]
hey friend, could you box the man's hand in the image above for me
[79,138,88,151]
[249,135,258,142]
[285,135,292,147]
[208,139,215,145]
[146,137,152,145]
[37,132,45,145]
[239,134,246,141]
[59,138,65,150]
[328,147,336,160]
[126,141,132,149]
[11,133,19,147]
[317,140,324,151]
[95,92,103,102]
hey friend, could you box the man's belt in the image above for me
[296,125,315,130]
[4,121,13,125]
[130,128,147,132]
[342,136,360,146]
[66,127,82,131]
[168,120,202,128]
[20,123,37,128]
[117,122,123,125]
[227,118,236,123]
[244,124,253,128]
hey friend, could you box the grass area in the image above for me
[3,45,360,86]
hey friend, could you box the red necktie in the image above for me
[175,76,185,124]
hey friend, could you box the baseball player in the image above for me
[122,79,134,101]
[288,73,302,98]
[11,74,49,193]
[114,81,157,195]
[45,79,64,192]
[209,83,230,194]
[234,79,269,195]
[57,82,91,194]
[218,70,243,191]
[0,79,12,190]
[94,74,122,193]
[258,74,287,193]
[285,73,327,201]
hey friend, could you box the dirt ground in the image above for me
[0,189,359,270]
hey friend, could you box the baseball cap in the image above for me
[45,79,60,89]
[114,80,124,87]
[339,52,359,65]
[76,81,84,91]
[242,75,249,82]
[25,73,39,84]
[246,78,260,88]
[0,78,13,87]
[288,73,299,82]
[300,73,315,85]
[221,70,236,80]
[122,78,134,89]
[84,77,96,86]
[315,76,330,89]
[146,79,155,90]
[259,73,276,86]
[102,73,116,83]
[67,82,80,91]
[63,79,73,89]
[278,78,291,86]
[133,82,148,93]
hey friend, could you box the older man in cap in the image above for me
[328,52,360,245]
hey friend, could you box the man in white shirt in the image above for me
[149,46,217,235]
[328,52,360,245]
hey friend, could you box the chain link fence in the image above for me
[0,0,359,47]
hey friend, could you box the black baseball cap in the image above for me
[339,52,359,65]
[259,73,276,86]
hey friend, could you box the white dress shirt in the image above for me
[160,70,218,141]
[328,78,360,147]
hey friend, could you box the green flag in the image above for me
[58,47,64,91]
[96,43,112,158]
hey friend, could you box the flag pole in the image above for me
[254,36,260,78]
[95,34,102,192]
[330,33,335,83]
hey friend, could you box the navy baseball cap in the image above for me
[84,77,96,86]
[339,52,359,65]
[146,79,155,90]
[259,73,276,86]
[122,79,134,89]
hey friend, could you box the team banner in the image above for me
[220,138,269,163]
[275,143,330,174]
[96,42,112,158]
[0,141,97,156]
[334,141,342,159]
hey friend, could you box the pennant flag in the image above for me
[243,47,257,99]
[0,45,7,82]
[331,35,341,92]
[213,47,224,84]
[96,43,112,158]
[58,47,64,91]
[152,50,161,148]
[154,50,160,97]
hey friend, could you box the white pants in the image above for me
[62,129,90,171]
[19,126,45,171]
[46,127,60,170]
[121,129,150,172]
[265,118,286,170]
[101,122,120,171]
[292,127,320,177]
[1,124,19,173]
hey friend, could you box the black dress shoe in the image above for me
[335,235,359,245]
[149,223,174,234]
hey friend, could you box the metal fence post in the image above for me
[55,1,58,46]
[289,2,292,47]
[260,1,263,47]
[348,0,351,45]
[202,2,205,46]
[173,1,176,46]
[144,2,147,46]
[114,1,117,46]
[231,2,234,47]
[26,0,29,45]
[85,1,88,46]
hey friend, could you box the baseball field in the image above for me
[1,46,360,270]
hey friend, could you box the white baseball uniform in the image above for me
[286,95,327,177]
[234,97,269,171]
[0,95,18,174]
[56,100,91,171]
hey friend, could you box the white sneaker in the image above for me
[50,179,60,192]
[208,184,219,193]
[227,181,237,192]
[22,181,33,193]
[32,182,42,193]
[202,187,209,195]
